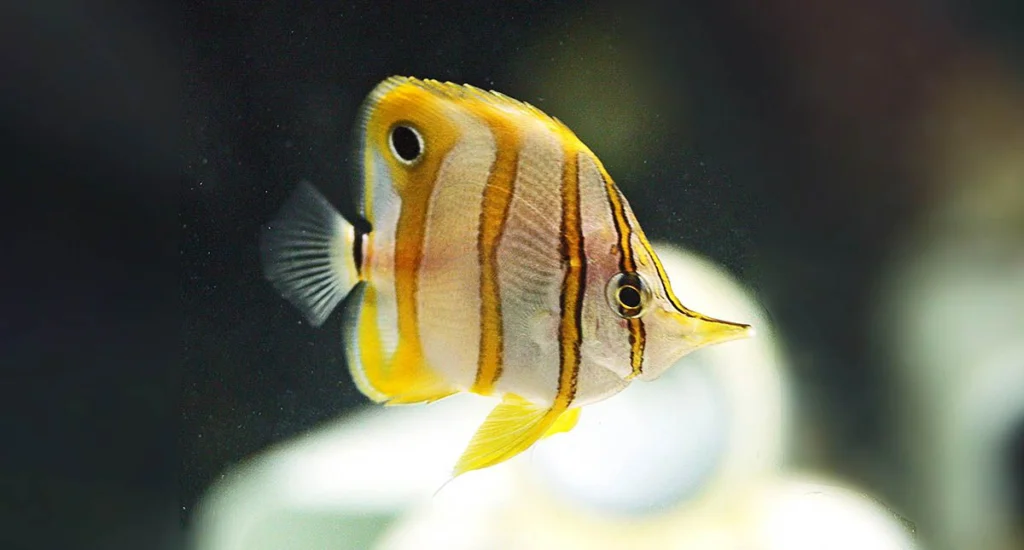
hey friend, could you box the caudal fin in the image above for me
[260,181,361,327]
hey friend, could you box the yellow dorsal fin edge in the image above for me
[372,75,575,135]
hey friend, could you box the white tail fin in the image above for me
[260,181,361,327]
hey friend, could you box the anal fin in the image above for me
[453,394,568,476]
[383,381,458,405]
[343,283,458,405]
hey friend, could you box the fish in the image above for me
[260,76,753,477]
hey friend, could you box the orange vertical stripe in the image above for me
[597,161,646,378]
[363,83,462,383]
[554,150,585,409]
[472,127,520,394]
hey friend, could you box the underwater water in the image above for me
[10,1,1019,548]
[178,2,1024,550]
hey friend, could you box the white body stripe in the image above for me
[366,150,401,357]
[417,112,495,390]
[575,152,632,404]
[490,123,567,404]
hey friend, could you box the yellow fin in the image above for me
[542,407,580,439]
[374,340,458,405]
[384,384,458,406]
[343,283,457,405]
[376,76,575,136]
[370,345,458,406]
[453,394,564,476]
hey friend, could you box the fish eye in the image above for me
[389,124,423,164]
[618,285,641,309]
[606,272,652,319]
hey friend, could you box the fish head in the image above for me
[358,77,468,202]
[601,239,753,382]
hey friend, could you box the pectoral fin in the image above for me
[453,394,566,476]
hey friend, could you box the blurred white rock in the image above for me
[190,242,912,550]
[378,474,918,550]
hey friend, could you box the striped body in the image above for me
[358,78,653,407]
[261,76,752,476]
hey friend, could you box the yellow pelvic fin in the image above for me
[453,394,568,476]
[541,407,580,439]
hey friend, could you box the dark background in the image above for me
[1,1,1020,548]
[2,2,178,549]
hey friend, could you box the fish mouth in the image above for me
[678,310,754,349]
[694,315,754,345]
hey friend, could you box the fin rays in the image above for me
[453,395,577,476]
[260,181,360,327]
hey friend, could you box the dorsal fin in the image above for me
[368,75,577,136]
